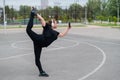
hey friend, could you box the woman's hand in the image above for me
[68,22,71,29]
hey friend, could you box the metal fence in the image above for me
[0,0,119,27]
[0,0,88,25]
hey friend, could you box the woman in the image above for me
[26,8,71,77]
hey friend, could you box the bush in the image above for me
[113,16,117,24]
[88,18,93,22]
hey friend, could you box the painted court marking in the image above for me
[0,38,106,80]
[77,42,106,80]
[0,39,79,60]
[69,33,120,46]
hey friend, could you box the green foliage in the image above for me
[88,18,93,22]
[1,0,119,25]
[68,3,82,22]
[113,16,117,24]
[87,0,101,19]
[107,0,120,16]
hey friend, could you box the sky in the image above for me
[0,0,88,10]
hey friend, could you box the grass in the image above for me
[0,23,86,29]
[89,23,120,28]
[0,25,41,29]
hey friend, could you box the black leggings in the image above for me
[26,15,44,73]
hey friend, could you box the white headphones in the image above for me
[51,19,54,27]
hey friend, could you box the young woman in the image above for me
[26,8,71,77]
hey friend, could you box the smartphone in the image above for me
[68,22,71,28]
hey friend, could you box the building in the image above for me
[41,0,48,9]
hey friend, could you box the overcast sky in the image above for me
[0,0,88,9]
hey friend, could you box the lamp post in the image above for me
[117,0,119,26]
[3,0,6,27]
[85,5,88,24]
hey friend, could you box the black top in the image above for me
[42,23,59,47]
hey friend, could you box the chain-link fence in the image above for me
[0,0,119,26]
[0,0,88,25]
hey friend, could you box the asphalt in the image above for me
[0,26,120,80]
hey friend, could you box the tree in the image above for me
[5,5,18,23]
[53,6,63,20]
[5,6,10,20]
[103,0,120,23]
[19,5,31,24]
[9,6,15,21]
[87,0,101,19]
[107,0,118,16]
[69,3,82,22]
[41,7,53,20]
[19,5,31,18]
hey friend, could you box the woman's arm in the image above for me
[58,22,71,37]
[36,14,46,27]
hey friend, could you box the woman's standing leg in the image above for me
[33,43,49,77]
[33,43,43,72]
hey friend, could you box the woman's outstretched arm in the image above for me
[58,22,71,37]
[36,14,46,27]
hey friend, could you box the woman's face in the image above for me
[52,20,58,29]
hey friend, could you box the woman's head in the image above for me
[48,19,58,29]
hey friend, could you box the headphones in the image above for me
[51,19,54,27]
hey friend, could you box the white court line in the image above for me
[11,39,79,50]
[11,40,32,50]
[0,38,106,80]
[67,35,120,46]
[85,39,120,46]
[0,39,79,60]
[77,42,106,80]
